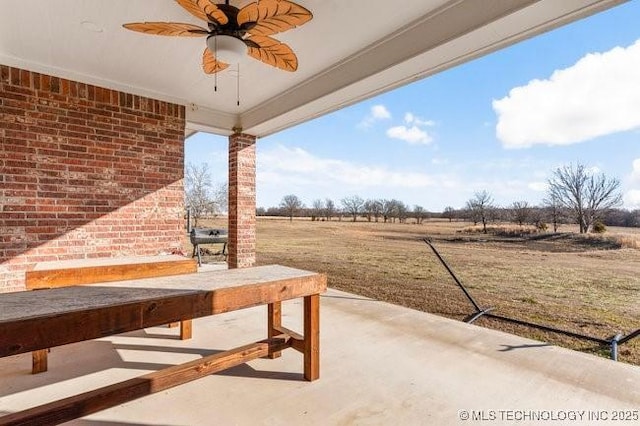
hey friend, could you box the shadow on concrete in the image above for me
[1,332,303,399]
[321,294,375,302]
[71,421,184,426]
[498,343,552,352]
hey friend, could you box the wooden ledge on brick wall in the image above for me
[25,255,197,289]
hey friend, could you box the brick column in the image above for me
[228,133,256,269]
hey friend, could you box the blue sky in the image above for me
[186,1,640,212]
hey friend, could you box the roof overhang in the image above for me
[0,0,626,137]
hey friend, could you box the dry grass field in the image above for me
[191,217,640,365]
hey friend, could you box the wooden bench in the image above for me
[24,255,198,374]
[0,265,326,425]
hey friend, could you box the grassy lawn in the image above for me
[192,217,640,365]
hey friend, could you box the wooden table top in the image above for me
[0,265,326,357]
[0,265,319,323]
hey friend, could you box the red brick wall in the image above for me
[228,133,256,269]
[0,65,185,291]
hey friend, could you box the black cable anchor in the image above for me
[423,237,639,361]
[423,238,494,323]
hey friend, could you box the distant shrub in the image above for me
[613,235,640,249]
[461,224,539,236]
[535,221,548,231]
[592,221,606,233]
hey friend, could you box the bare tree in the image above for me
[185,162,213,227]
[466,190,495,234]
[371,199,384,222]
[341,195,365,222]
[542,195,564,232]
[325,198,335,221]
[511,201,531,226]
[442,206,456,222]
[547,163,622,233]
[280,194,304,222]
[395,201,408,223]
[212,181,228,214]
[311,199,324,221]
[413,205,427,224]
[363,199,383,222]
[381,199,398,223]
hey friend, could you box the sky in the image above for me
[186,1,640,212]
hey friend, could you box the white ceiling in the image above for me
[0,0,626,137]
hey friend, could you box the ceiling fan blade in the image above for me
[176,0,228,25]
[238,0,312,36]
[246,36,298,72]
[202,48,229,74]
[123,22,208,37]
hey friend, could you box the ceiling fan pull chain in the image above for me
[237,63,241,106]
[214,37,218,92]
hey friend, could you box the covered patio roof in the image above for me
[0,0,626,137]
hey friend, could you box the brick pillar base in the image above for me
[228,133,256,269]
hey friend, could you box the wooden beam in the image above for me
[1,272,326,357]
[273,325,305,353]
[25,258,197,289]
[304,294,320,381]
[31,349,48,374]
[0,338,292,426]
[209,274,326,314]
[180,319,192,340]
[267,302,282,359]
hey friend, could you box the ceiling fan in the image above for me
[123,0,312,74]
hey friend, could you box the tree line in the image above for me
[260,163,639,233]
[185,161,638,233]
[260,195,639,230]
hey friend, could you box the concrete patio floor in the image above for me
[1,281,639,425]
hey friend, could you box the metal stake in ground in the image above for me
[423,238,493,323]
[424,238,636,361]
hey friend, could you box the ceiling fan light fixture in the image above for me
[207,35,246,63]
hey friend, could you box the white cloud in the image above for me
[624,190,640,208]
[258,145,435,189]
[431,157,449,165]
[358,104,391,128]
[631,158,640,181]
[586,165,602,175]
[624,159,640,208]
[528,182,547,192]
[372,105,391,119]
[385,111,435,145]
[254,146,550,210]
[404,112,435,127]
[386,125,432,145]
[493,39,640,148]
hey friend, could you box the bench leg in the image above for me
[180,320,192,340]
[32,349,48,374]
[304,294,320,381]
[267,302,282,359]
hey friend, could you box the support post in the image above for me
[228,133,256,269]
[610,334,622,361]
[32,349,48,374]
[304,294,320,381]
[180,320,193,340]
[268,302,282,359]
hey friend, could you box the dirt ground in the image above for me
[191,217,640,365]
